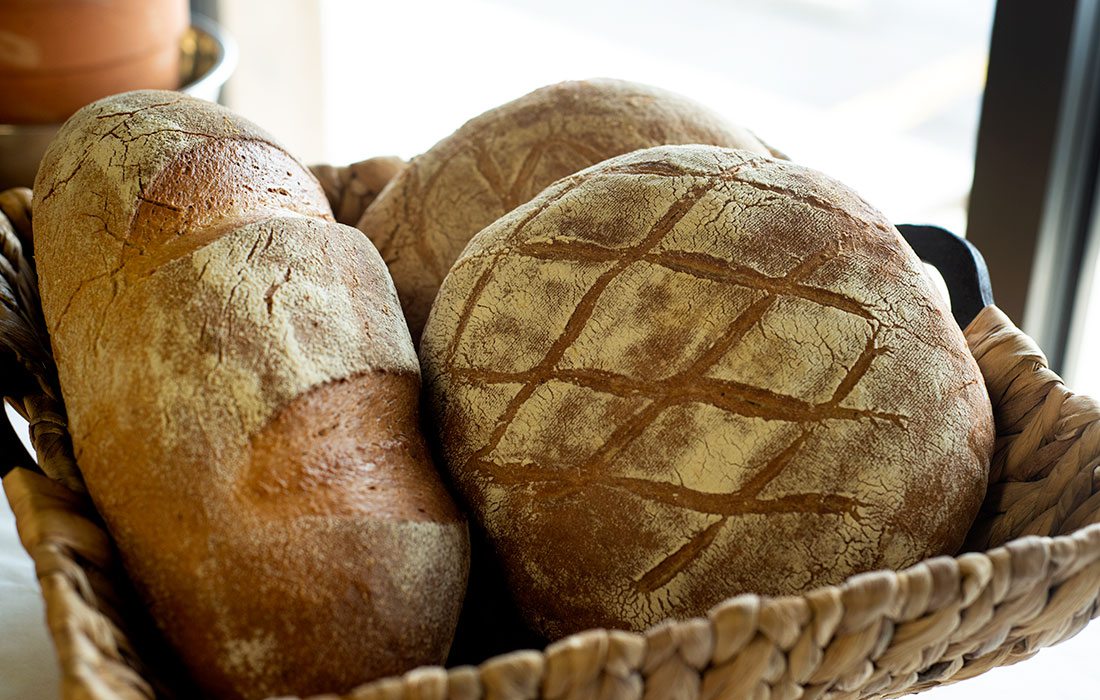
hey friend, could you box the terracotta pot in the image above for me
[0,0,189,124]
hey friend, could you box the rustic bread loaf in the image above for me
[311,155,406,226]
[421,145,993,639]
[32,91,469,700]
[358,78,781,339]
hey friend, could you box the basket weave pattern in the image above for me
[2,187,1099,700]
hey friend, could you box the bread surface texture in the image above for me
[421,145,993,639]
[33,90,469,700]
[312,155,407,226]
[358,78,780,339]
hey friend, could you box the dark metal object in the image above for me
[967,0,1100,371]
[1027,0,1100,377]
[898,224,994,329]
[190,0,219,21]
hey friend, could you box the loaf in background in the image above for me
[311,155,406,226]
[421,145,993,639]
[32,91,469,700]
[358,78,782,339]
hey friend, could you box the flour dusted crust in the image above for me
[358,78,780,339]
[33,91,468,699]
[422,145,993,639]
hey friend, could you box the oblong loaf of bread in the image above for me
[358,78,782,339]
[32,91,469,700]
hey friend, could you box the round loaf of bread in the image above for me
[358,78,780,339]
[33,92,468,699]
[311,155,407,226]
[421,145,993,639]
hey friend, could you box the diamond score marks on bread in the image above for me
[421,144,994,640]
[31,91,469,700]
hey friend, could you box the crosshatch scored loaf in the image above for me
[32,91,469,700]
[357,78,782,339]
[421,145,994,640]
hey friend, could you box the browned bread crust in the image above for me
[33,91,469,700]
[311,155,407,226]
[422,145,992,640]
[357,78,780,339]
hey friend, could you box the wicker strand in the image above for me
[20,391,87,495]
[0,187,58,402]
[6,469,156,700]
[0,189,85,492]
[964,307,1100,550]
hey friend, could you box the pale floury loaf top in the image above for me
[422,145,993,639]
[358,78,781,339]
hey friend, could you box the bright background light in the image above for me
[313,0,989,234]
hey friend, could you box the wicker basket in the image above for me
[2,181,1099,700]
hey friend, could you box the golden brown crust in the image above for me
[32,91,469,699]
[311,156,407,226]
[243,372,463,522]
[422,145,993,640]
[357,78,779,339]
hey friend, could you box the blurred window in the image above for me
[317,0,995,235]
[219,0,995,233]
